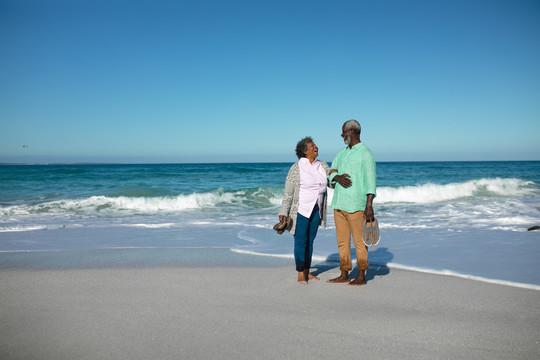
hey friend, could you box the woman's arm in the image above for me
[279,163,298,219]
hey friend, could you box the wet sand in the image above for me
[1,252,539,360]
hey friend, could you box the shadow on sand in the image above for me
[312,247,394,282]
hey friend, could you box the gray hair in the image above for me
[343,119,361,135]
[295,136,314,159]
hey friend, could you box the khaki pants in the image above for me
[334,209,369,271]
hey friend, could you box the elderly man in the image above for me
[327,120,376,286]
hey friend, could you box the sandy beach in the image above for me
[0,249,538,360]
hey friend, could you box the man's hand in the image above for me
[364,194,375,222]
[334,174,352,188]
[364,206,374,222]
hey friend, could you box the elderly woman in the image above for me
[278,137,331,284]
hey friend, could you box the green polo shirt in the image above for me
[329,142,376,213]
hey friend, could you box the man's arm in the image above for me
[364,194,375,221]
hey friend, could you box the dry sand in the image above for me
[1,258,539,360]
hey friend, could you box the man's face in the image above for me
[341,125,353,145]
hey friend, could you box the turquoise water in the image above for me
[1,161,539,288]
[2,161,539,201]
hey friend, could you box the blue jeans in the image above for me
[294,204,320,272]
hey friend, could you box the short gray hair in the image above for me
[343,119,361,135]
[295,136,314,159]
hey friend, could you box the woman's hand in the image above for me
[279,215,287,222]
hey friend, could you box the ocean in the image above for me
[1,161,539,289]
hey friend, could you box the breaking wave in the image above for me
[0,178,536,219]
[0,187,283,217]
[376,178,535,204]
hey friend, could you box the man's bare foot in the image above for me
[327,271,349,283]
[348,271,367,286]
[348,277,367,286]
[297,271,308,285]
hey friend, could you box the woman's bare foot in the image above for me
[308,273,320,281]
[297,271,308,285]
[303,269,320,281]
[326,271,349,283]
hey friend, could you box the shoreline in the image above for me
[2,247,539,291]
[1,260,539,360]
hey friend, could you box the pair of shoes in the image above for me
[362,218,380,246]
[273,217,290,234]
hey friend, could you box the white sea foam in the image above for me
[383,263,540,291]
[0,224,84,232]
[0,191,242,216]
[121,223,178,229]
[376,178,534,204]
[0,225,50,232]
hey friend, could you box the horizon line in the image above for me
[2,159,539,166]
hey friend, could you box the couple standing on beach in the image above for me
[278,119,377,285]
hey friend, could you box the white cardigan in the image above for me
[278,160,331,235]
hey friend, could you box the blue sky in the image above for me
[1,0,539,163]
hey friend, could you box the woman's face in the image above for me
[304,142,318,160]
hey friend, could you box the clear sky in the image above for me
[1,0,539,163]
